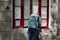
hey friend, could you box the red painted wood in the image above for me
[13,0,15,28]
[38,0,41,16]
[38,0,41,28]
[20,0,24,27]
[41,6,47,7]
[38,0,49,29]
[47,0,49,29]
[30,0,32,15]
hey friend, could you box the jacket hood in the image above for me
[31,13,39,17]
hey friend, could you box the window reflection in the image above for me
[24,20,28,26]
[15,7,21,19]
[41,0,47,6]
[41,7,47,18]
[15,20,20,26]
[15,0,21,6]
[41,20,47,26]
[32,0,38,13]
[24,0,30,19]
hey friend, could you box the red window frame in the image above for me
[13,0,49,29]
[38,0,49,29]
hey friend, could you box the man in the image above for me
[28,13,41,40]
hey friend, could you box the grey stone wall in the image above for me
[0,0,28,40]
[57,0,60,40]
[0,0,12,40]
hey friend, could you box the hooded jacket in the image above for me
[28,13,41,29]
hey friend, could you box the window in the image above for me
[40,0,49,29]
[13,0,21,28]
[13,0,49,29]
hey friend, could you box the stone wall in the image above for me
[0,0,28,40]
[0,0,59,40]
[0,0,12,40]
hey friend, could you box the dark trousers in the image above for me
[28,28,39,40]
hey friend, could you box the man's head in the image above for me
[32,12,39,16]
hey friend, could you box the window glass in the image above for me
[32,0,38,13]
[15,7,21,19]
[15,0,21,6]
[15,20,20,26]
[41,0,47,6]
[41,7,47,18]
[24,0,30,19]
[24,20,28,26]
[41,20,47,26]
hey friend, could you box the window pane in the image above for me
[15,20,20,26]
[15,0,21,6]
[24,0,30,19]
[32,0,38,13]
[41,20,47,26]
[24,20,28,26]
[15,7,21,19]
[41,7,47,18]
[41,0,47,6]
[32,0,38,6]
